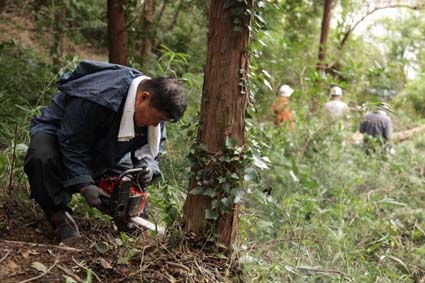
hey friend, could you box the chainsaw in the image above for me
[96,167,165,234]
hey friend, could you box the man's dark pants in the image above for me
[24,132,73,217]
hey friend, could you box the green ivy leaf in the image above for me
[204,188,218,198]
[225,137,237,149]
[263,78,272,90]
[205,209,219,220]
[221,197,233,207]
[128,248,142,259]
[234,189,244,204]
[190,187,204,195]
[253,153,269,169]
[230,173,240,180]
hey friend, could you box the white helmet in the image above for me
[278,85,294,97]
[330,86,343,96]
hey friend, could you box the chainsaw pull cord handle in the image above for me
[113,167,145,191]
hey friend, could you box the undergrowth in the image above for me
[239,117,425,282]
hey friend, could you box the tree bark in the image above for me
[183,0,251,248]
[52,0,65,67]
[312,0,333,112]
[108,0,127,65]
[317,0,332,74]
[141,0,154,69]
[0,0,7,14]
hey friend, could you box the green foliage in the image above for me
[398,73,425,118]
[65,0,108,46]
[0,40,55,146]
[240,115,425,282]
[33,0,107,47]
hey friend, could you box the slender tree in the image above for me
[0,0,7,13]
[153,0,185,53]
[183,0,252,248]
[140,0,154,69]
[312,0,333,112]
[52,0,65,67]
[108,0,127,65]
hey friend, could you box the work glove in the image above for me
[137,164,154,185]
[134,158,156,185]
[80,185,110,208]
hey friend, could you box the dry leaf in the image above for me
[99,258,113,269]
[31,261,47,273]
[21,249,39,259]
[7,261,19,270]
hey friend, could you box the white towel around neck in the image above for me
[118,76,161,158]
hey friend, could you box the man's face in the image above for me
[134,91,169,127]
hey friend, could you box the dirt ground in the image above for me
[0,199,239,283]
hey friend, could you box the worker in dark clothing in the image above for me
[359,109,393,154]
[24,60,187,243]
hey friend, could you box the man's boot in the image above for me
[49,210,81,243]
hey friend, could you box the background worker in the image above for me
[272,84,294,128]
[325,86,349,118]
[359,105,393,154]
[24,60,187,243]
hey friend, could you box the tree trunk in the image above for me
[0,0,7,14]
[52,0,65,67]
[392,125,425,143]
[108,0,127,65]
[183,0,251,248]
[351,125,425,144]
[141,0,154,69]
[312,0,333,112]
[153,0,184,54]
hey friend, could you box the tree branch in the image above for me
[339,4,425,50]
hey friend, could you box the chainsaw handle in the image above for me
[113,167,146,191]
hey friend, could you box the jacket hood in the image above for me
[57,60,143,112]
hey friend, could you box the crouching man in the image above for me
[24,60,187,243]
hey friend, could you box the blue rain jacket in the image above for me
[30,60,165,189]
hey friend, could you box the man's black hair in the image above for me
[138,78,187,122]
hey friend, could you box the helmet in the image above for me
[330,86,343,96]
[278,85,294,97]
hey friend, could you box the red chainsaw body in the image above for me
[98,175,148,219]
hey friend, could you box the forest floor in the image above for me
[0,197,237,283]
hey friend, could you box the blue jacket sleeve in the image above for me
[57,97,110,189]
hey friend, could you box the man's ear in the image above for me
[135,91,151,106]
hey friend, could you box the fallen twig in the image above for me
[296,266,350,277]
[1,239,83,252]
[0,249,11,263]
[57,264,84,283]
[72,257,101,282]
[166,260,191,273]
[367,189,390,201]
[6,125,18,196]
[16,258,59,283]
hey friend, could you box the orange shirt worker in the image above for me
[272,84,294,127]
